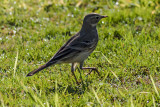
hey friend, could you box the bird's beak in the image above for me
[101,15,108,18]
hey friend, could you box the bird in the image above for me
[26,13,108,84]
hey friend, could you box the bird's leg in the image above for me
[71,63,79,84]
[80,62,100,76]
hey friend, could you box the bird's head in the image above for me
[83,13,108,27]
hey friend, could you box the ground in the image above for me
[0,0,160,106]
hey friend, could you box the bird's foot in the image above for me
[82,67,100,76]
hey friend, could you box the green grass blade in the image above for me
[55,80,59,107]
[0,92,5,107]
[20,78,44,107]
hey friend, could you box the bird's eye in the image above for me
[96,16,99,19]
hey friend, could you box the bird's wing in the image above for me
[46,32,80,64]
[69,40,97,50]
[46,32,96,64]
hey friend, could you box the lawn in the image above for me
[0,0,160,106]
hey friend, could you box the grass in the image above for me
[0,0,160,106]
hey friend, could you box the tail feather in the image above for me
[26,64,50,77]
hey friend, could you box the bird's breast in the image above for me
[72,51,91,63]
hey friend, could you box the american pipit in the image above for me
[27,13,107,84]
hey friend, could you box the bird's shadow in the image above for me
[45,82,90,95]
[45,71,94,95]
[44,67,102,95]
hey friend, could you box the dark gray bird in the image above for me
[27,13,107,84]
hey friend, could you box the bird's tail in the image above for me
[26,64,51,77]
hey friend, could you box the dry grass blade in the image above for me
[150,75,160,97]
[95,51,112,64]
[152,95,156,107]
[110,70,120,82]
[131,95,134,107]
[13,51,18,77]
[92,88,101,105]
